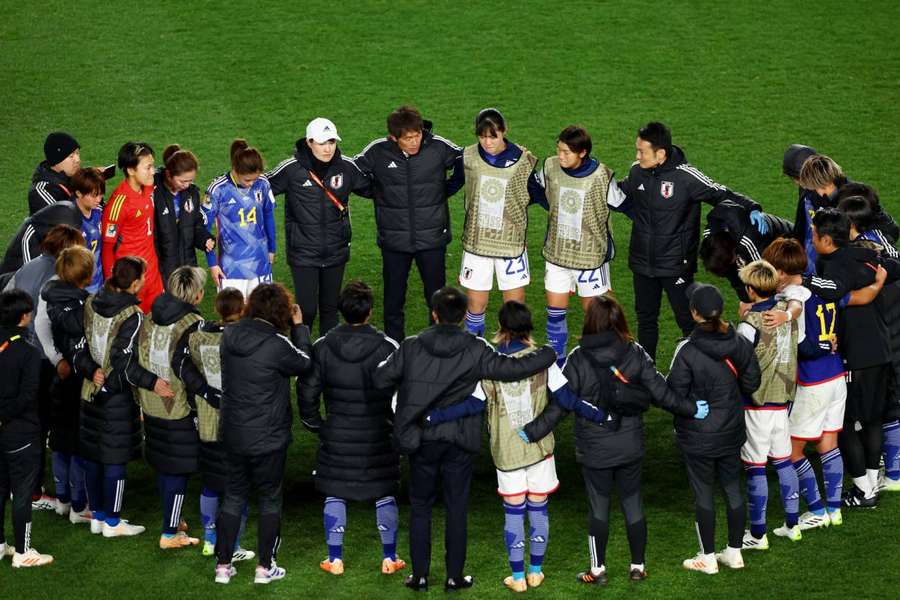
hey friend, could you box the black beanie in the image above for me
[782,144,817,179]
[44,131,80,166]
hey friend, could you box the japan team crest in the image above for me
[330,174,344,189]
[660,181,674,199]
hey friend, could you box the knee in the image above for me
[588,517,608,537]
[620,494,645,525]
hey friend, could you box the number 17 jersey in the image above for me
[203,172,277,280]
[798,292,848,386]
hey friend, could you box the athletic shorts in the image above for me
[220,274,272,298]
[790,376,846,440]
[741,408,792,465]
[544,261,611,297]
[459,250,530,292]
[846,365,891,423]
[496,455,559,497]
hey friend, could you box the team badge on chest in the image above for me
[329,174,343,190]
[255,190,262,204]
[660,181,674,199]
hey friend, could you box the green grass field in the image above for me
[2,1,899,598]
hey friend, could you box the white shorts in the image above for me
[790,376,847,440]
[496,455,559,497]
[544,261,611,297]
[741,408,792,465]
[220,274,272,298]
[459,250,530,292]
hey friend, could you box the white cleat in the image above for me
[215,564,236,584]
[31,495,58,511]
[798,511,829,531]
[682,553,718,574]
[54,501,71,516]
[773,523,802,542]
[0,542,14,561]
[741,530,769,551]
[102,520,146,538]
[880,476,900,492]
[232,547,256,562]
[12,548,54,568]
[255,561,287,584]
[69,508,92,525]
[715,546,744,569]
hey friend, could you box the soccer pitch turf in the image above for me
[1,1,898,598]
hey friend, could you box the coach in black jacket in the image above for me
[373,286,555,591]
[615,122,763,359]
[152,161,214,283]
[354,107,463,342]
[700,201,793,302]
[267,118,372,335]
[28,132,80,215]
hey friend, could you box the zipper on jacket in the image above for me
[406,152,416,250]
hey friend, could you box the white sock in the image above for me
[630,563,644,572]
[590,564,606,576]
[852,475,872,496]
[866,468,880,492]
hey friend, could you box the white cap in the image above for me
[306,117,341,143]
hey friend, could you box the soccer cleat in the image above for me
[715,546,744,569]
[526,571,545,587]
[381,556,406,574]
[159,532,200,549]
[215,564,236,584]
[254,561,286,584]
[90,519,104,535]
[576,568,608,585]
[12,548,54,568]
[32,494,58,512]
[404,575,428,591]
[880,476,900,492]
[773,524,802,542]
[232,547,255,562]
[827,509,843,526]
[202,541,215,556]
[797,511,830,531]
[682,553,718,574]
[102,520,146,538]
[741,530,769,551]
[629,568,648,581]
[320,557,344,575]
[842,485,877,509]
[69,508,92,525]
[444,575,474,591]
[504,576,527,593]
[178,520,189,533]
[55,501,71,516]
[0,542,13,561]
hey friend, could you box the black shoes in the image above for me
[842,485,877,509]
[629,568,648,581]
[576,569,608,585]
[444,575,474,591]
[404,575,428,591]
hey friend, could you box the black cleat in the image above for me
[629,568,647,582]
[404,575,428,591]
[576,569,608,585]
[842,485,877,509]
[444,575,474,591]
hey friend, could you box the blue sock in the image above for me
[324,497,346,561]
[103,464,127,526]
[820,448,844,511]
[504,501,526,577]
[70,456,87,512]
[883,420,900,480]
[546,306,568,365]
[200,488,219,544]
[745,465,768,538]
[52,451,72,504]
[792,458,824,513]
[773,458,800,527]
[159,474,188,535]
[375,496,399,560]
[526,498,549,571]
[464,310,485,337]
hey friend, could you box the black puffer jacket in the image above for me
[75,289,157,464]
[0,326,42,452]
[373,324,556,455]
[152,170,214,283]
[142,293,201,475]
[299,324,399,501]
[618,146,761,278]
[42,280,89,454]
[266,142,372,268]
[524,332,696,470]
[0,202,82,277]
[667,325,760,457]
[220,318,312,456]
[28,161,75,215]
[704,201,794,301]
[354,126,463,252]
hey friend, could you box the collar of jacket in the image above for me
[0,326,26,342]
[497,339,530,355]
[645,145,686,176]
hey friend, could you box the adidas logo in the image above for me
[303,180,313,187]
[675,277,685,285]
[637,183,645,191]
[387,161,398,169]
[162,207,169,215]
[227,198,237,205]
[504,160,515,167]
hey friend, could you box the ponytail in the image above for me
[230,138,263,175]
[162,144,199,177]
[106,256,146,292]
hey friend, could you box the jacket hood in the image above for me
[32,161,69,186]
[782,144,817,179]
[649,145,686,174]
[578,331,631,364]
[688,325,742,361]
[91,287,140,317]
[293,139,343,168]
[323,323,390,363]
[41,279,88,304]
[150,292,200,326]
[224,318,283,357]
[418,324,476,358]
[31,201,82,234]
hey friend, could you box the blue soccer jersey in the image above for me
[81,208,104,293]
[203,172,277,280]
[797,292,849,386]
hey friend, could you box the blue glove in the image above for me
[694,400,709,420]
[749,210,768,235]
[518,430,531,443]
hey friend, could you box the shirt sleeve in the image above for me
[202,190,219,268]
[35,293,63,366]
[263,184,277,254]
[736,321,758,345]
[101,193,131,278]
[265,158,293,196]
[680,164,761,212]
